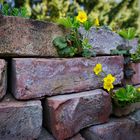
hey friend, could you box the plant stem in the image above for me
[72,29,82,54]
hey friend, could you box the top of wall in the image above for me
[0,16,138,57]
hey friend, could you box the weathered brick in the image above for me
[0,95,42,139]
[68,134,85,140]
[113,102,140,117]
[82,110,140,140]
[12,56,123,100]
[43,89,112,140]
[79,27,138,55]
[0,59,7,100]
[0,16,67,57]
[124,62,140,85]
[37,128,55,140]
[0,16,138,57]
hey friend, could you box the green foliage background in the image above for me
[1,0,140,35]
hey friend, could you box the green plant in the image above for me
[0,3,28,17]
[118,27,136,40]
[131,44,140,62]
[93,64,140,108]
[110,49,129,55]
[113,85,140,107]
[53,36,78,57]
[53,11,94,57]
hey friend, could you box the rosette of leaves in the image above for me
[53,16,93,57]
[118,27,136,40]
[110,45,132,55]
[113,85,140,107]
[111,27,136,55]
[53,35,78,57]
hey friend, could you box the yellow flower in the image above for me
[103,82,114,92]
[103,74,116,84]
[76,11,87,23]
[137,87,140,92]
[95,18,99,26]
[93,63,102,75]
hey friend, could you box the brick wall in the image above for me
[0,16,140,140]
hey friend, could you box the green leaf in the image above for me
[66,34,75,41]
[11,8,19,16]
[82,38,88,45]
[53,36,78,57]
[114,85,140,107]
[1,4,9,15]
[83,20,93,31]
[82,38,92,49]
[57,17,73,28]
[118,29,128,38]
[72,18,80,29]
[20,7,28,17]
[128,28,136,39]
[0,3,28,18]
[82,49,92,58]
[110,49,128,55]
[118,28,136,40]
[53,37,67,49]
[58,47,76,57]
[126,85,135,93]
[115,88,129,101]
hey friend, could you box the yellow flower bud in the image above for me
[95,18,100,26]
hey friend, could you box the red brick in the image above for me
[68,134,85,140]
[0,16,67,57]
[82,110,140,140]
[125,62,140,85]
[79,27,138,55]
[12,56,124,100]
[37,128,55,140]
[43,89,112,140]
[0,59,7,100]
[0,95,42,139]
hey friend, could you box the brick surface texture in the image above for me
[0,59,7,100]
[82,110,140,140]
[0,16,67,57]
[0,95,42,139]
[12,56,123,100]
[43,89,112,140]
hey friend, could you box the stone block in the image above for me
[79,27,138,55]
[68,134,85,140]
[0,16,67,57]
[82,110,140,140]
[0,59,7,100]
[0,95,42,139]
[124,62,140,85]
[43,89,112,140]
[37,128,55,140]
[12,56,123,100]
